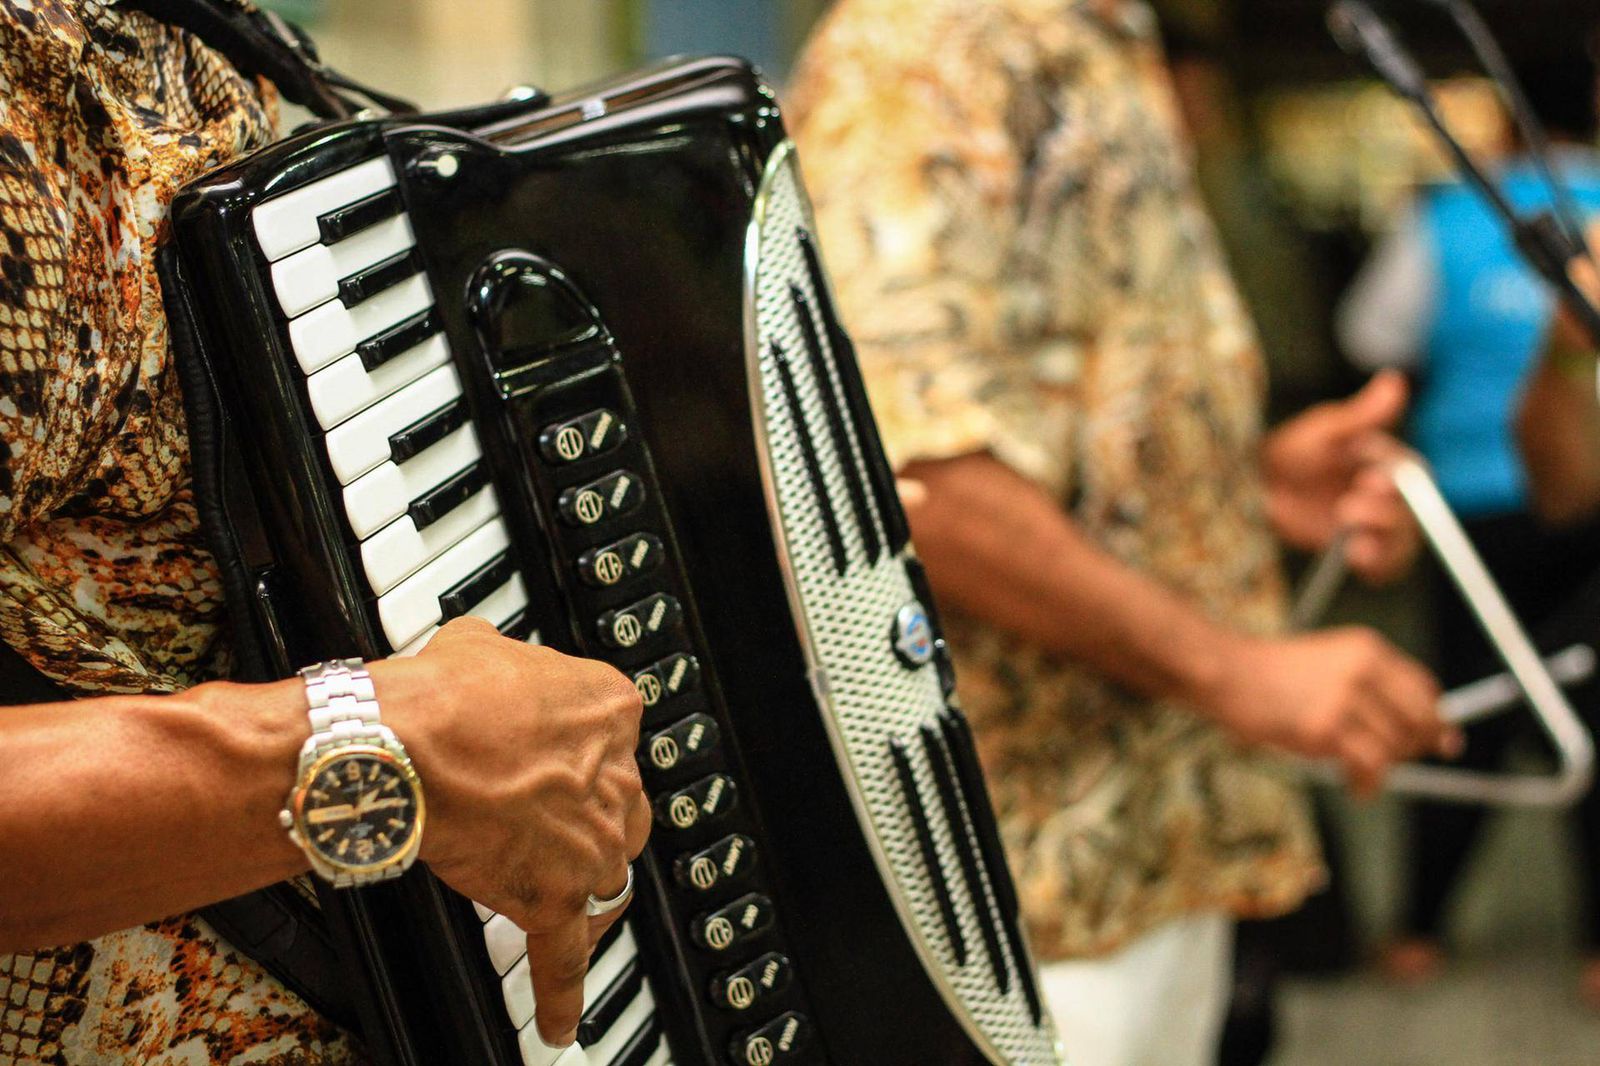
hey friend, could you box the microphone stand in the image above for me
[1329,0,1600,349]
[1426,0,1597,273]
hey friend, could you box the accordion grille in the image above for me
[746,141,1061,1065]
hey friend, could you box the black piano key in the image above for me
[920,725,1008,995]
[317,186,404,244]
[773,342,848,576]
[795,227,911,553]
[388,398,467,464]
[888,739,966,966]
[497,607,533,643]
[611,1018,662,1066]
[592,916,626,961]
[790,283,883,564]
[576,957,642,1046]
[339,248,421,308]
[407,461,490,531]
[438,551,515,622]
[358,307,441,372]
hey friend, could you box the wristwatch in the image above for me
[279,659,425,887]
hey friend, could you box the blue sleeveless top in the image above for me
[1414,154,1600,516]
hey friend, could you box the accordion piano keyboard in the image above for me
[251,156,671,1066]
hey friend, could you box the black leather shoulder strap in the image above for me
[115,0,415,118]
[156,244,362,1034]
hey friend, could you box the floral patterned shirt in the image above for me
[788,0,1325,959]
[0,1,359,1061]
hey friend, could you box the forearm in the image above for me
[903,453,1237,708]
[1518,357,1600,526]
[0,679,310,951]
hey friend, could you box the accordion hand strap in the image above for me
[114,0,416,118]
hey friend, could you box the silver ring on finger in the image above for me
[585,863,634,918]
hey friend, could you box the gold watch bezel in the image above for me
[291,743,426,877]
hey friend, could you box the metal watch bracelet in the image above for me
[293,658,412,888]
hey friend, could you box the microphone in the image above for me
[1327,0,1430,103]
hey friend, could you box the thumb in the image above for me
[1333,369,1408,437]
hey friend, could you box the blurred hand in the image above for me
[1263,370,1420,584]
[1547,221,1600,357]
[371,617,650,1048]
[1198,627,1459,797]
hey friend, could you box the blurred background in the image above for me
[269,1,1600,1062]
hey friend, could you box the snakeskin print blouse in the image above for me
[789,0,1325,959]
[0,1,359,1062]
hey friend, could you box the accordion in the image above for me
[162,56,1061,1066]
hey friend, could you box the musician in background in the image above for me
[1338,47,1600,999]
[0,2,646,1062]
[788,1,1456,1063]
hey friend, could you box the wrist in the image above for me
[188,677,313,875]
[362,658,464,870]
[1162,616,1252,718]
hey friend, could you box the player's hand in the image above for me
[1264,371,1420,584]
[1198,626,1460,797]
[1547,221,1600,357]
[372,617,650,1047]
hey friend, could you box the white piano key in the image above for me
[584,929,637,1003]
[271,213,417,318]
[306,330,450,431]
[392,572,531,657]
[342,421,480,538]
[289,272,434,375]
[252,156,397,262]
[360,486,499,596]
[515,1023,568,1066]
[474,901,495,922]
[645,1049,669,1066]
[556,1045,591,1066]
[484,913,527,976]
[503,953,535,1029]
[377,519,511,649]
[586,986,655,1066]
[324,362,461,485]
[500,927,638,1044]
[516,1027,590,1066]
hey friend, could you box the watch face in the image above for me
[298,750,421,871]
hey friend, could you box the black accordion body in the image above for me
[163,57,1061,1066]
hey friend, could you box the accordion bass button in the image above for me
[540,408,627,465]
[578,533,663,589]
[673,833,756,893]
[654,773,738,831]
[642,713,720,772]
[729,1012,811,1066]
[558,470,646,528]
[709,952,793,1013]
[597,594,682,650]
[690,893,775,954]
[632,654,700,710]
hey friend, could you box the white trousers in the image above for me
[1039,912,1234,1066]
